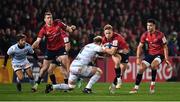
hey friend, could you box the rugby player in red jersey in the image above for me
[102,24,129,94]
[31,11,76,92]
[129,19,171,94]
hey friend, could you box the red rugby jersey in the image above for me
[140,30,167,55]
[38,19,67,51]
[102,32,129,52]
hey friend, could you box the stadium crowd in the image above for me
[0,0,179,57]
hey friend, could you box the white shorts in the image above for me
[12,59,32,72]
[68,65,94,82]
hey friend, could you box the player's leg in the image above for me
[116,53,129,89]
[45,72,77,93]
[129,62,147,93]
[130,54,153,94]
[109,54,121,93]
[25,67,35,86]
[45,83,70,93]
[150,55,164,93]
[48,62,57,84]
[57,55,70,84]
[81,66,103,94]
[117,63,128,89]
[15,69,24,92]
[32,59,51,91]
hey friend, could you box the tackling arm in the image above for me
[104,47,117,55]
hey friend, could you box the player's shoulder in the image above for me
[25,43,32,47]
[140,31,149,38]
[142,31,148,35]
[54,19,62,24]
[39,24,46,31]
[87,43,98,48]
[102,35,106,40]
[155,30,164,36]
[86,43,94,47]
[10,43,17,48]
[9,43,18,51]
[113,32,124,40]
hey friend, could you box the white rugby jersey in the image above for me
[7,43,34,63]
[72,43,103,65]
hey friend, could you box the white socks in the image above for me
[117,77,122,85]
[134,85,139,89]
[151,81,155,85]
[16,77,21,83]
[86,74,101,89]
[53,84,70,90]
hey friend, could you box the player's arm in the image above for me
[118,37,129,54]
[27,44,42,67]
[163,44,169,61]
[104,46,118,55]
[62,32,71,52]
[162,36,171,65]
[32,37,42,49]
[65,42,71,52]
[103,39,118,55]
[136,42,144,65]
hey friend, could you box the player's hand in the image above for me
[165,59,171,66]
[32,42,39,49]
[122,49,129,54]
[165,59,172,72]
[136,57,141,65]
[165,60,173,72]
[70,25,76,31]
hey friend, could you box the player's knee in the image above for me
[18,76,24,81]
[115,63,120,68]
[47,68,53,74]
[96,68,103,75]
[138,63,147,73]
[151,61,160,69]
[41,66,48,72]
[151,65,158,70]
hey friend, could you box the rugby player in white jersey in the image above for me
[45,36,104,93]
[7,34,35,92]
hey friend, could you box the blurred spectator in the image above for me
[168,31,180,56]
[0,0,179,57]
[1,28,12,68]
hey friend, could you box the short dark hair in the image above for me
[147,19,156,25]
[16,34,26,41]
[44,11,52,17]
[93,36,102,43]
[104,24,113,30]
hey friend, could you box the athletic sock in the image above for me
[49,74,57,84]
[86,73,101,89]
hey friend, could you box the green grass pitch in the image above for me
[0,82,180,101]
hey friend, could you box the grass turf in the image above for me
[0,82,180,101]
